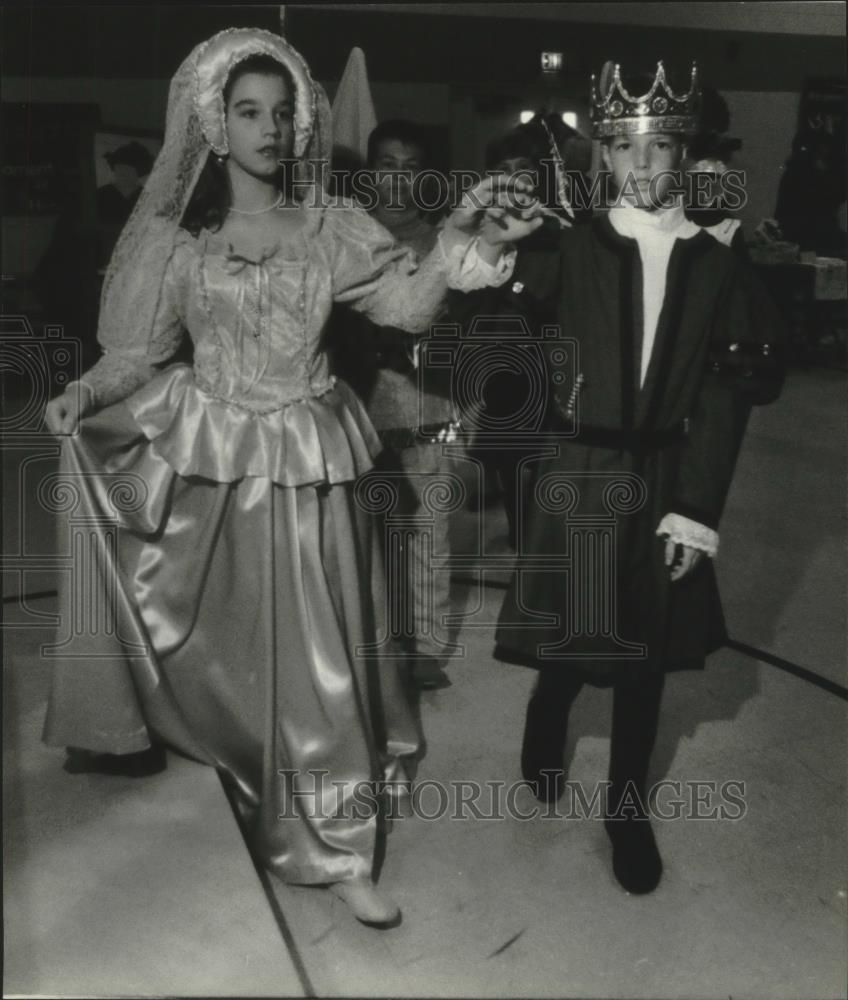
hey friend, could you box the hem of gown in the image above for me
[266,862,373,886]
[42,726,153,755]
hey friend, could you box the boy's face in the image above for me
[602,132,686,209]
[371,138,423,210]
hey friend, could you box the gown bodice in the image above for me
[117,205,444,485]
[80,201,514,486]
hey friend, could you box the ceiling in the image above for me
[293,2,846,37]
[2,2,844,88]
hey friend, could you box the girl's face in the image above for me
[224,70,294,179]
[602,132,685,209]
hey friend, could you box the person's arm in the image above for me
[657,257,786,571]
[329,177,545,330]
[45,227,189,434]
[327,210,512,333]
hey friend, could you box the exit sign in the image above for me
[541,52,563,72]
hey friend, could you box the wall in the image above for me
[3,77,170,131]
[3,77,451,132]
[724,90,800,226]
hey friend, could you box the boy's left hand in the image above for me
[665,540,704,582]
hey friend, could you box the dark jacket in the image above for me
[494,214,785,680]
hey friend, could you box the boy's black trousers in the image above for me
[530,665,666,814]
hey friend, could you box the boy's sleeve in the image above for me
[667,258,785,533]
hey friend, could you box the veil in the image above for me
[96,27,332,363]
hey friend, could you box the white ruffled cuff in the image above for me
[656,513,719,558]
[66,379,96,410]
[438,231,516,291]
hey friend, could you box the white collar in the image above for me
[608,202,701,241]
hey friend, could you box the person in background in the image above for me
[96,141,154,268]
[449,116,582,550]
[330,119,461,691]
[96,142,153,222]
[775,127,847,257]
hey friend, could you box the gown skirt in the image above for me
[42,371,419,885]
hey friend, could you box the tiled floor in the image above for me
[4,618,302,997]
[3,368,847,998]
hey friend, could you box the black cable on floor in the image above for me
[724,637,848,701]
[216,774,318,999]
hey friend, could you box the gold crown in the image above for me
[591,61,700,139]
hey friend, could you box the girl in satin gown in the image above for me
[42,28,526,927]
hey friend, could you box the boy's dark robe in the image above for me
[493,214,783,681]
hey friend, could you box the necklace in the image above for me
[229,192,284,216]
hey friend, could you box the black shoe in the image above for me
[520,695,568,804]
[64,745,167,777]
[409,657,452,691]
[604,817,663,894]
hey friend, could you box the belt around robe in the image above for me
[571,422,687,452]
[378,420,461,452]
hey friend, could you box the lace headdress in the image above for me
[97,27,331,361]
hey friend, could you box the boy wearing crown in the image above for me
[491,63,782,894]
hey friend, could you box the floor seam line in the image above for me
[217,773,319,998]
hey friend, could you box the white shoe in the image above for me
[328,877,401,927]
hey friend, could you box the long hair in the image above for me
[181,54,296,236]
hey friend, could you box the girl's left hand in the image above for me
[443,174,544,245]
[665,540,704,582]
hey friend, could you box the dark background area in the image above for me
[1,3,845,89]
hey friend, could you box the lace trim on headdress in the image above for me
[192,27,317,157]
[85,27,333,410]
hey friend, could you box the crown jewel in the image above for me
[591,61,700,138]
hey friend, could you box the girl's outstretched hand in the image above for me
[444,174,545,246]
[44,383,93,436]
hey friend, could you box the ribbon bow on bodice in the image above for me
[222,242,285,350]
[219,242,288,394]
[223,241,283,275]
